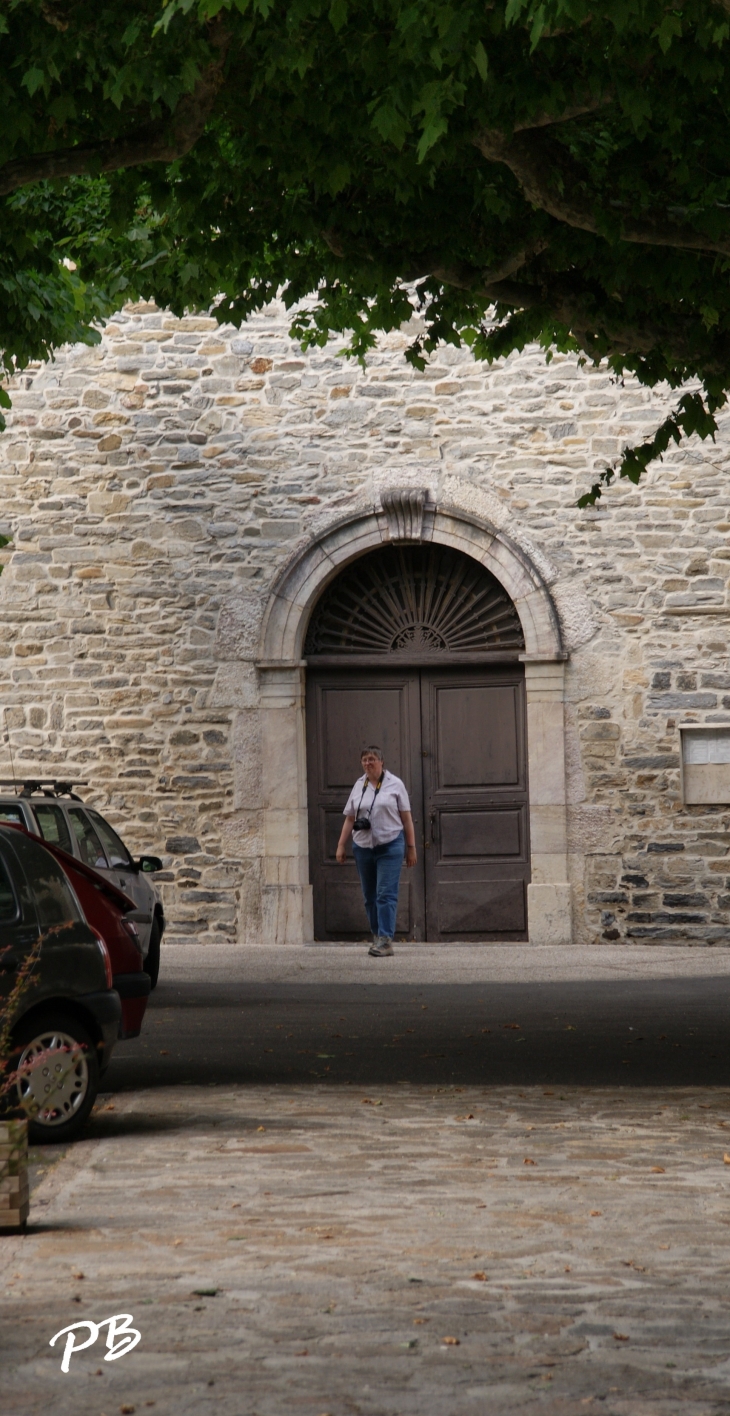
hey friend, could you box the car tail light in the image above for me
[91,928,113,988]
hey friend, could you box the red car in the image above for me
[5,823,150,1040]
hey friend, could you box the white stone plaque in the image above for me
[681,728,730,802]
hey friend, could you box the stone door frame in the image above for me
[255,492,571,946]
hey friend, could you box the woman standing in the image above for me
[336,746,417,957]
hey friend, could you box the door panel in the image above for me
[437,879,526,934]
[421,668,529,940]
[322,688,405,789]
[435,685,521,787]
[439,807,524,859]
[325,878,412,934]
[307,670,425,940]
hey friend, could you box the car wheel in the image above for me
[10,1012,100,1144]
[144,918,161,990]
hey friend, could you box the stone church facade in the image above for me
[1,300,729,949]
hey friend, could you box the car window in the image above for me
[0,850,18,922]
[33,802,73,854]
[0,804,24,825]
[86,809,133,869]
[67,808,109,870]
[6,830,83,927]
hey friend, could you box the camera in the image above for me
[353,816,372,831]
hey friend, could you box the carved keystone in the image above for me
[380,488,428,541]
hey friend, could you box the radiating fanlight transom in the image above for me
[304,544,525,657]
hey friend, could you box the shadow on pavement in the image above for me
[103,973,730,1092]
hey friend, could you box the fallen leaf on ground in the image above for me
[564,1025,577,1032]
[481,1028,491,1034]
[723,1153,730,1165]
[264,1049,273,1053]
[120,1406,136,1414]
[472,1272,487,1281]
[173,1239,183,1246]
[455,1114,475,1121]
[295,1349,309,1357]
[564,1266,571,1272]
[475,1203,487,1209]
[414,1318,429,1324]
[523,1158,536,1166]
[72,1272,84,1280]
[159,1050,169,1056]
[257,1125,266,1132]
[590,1210,602,1217]
[503,1023,521,1030]
[613,1333,630,1341]
[442,1336,460,1346]
[651,1166,665,1174]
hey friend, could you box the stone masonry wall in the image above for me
[1,299,730,945]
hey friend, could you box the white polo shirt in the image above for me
[344,769,411,848]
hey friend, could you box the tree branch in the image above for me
[0,34,228,198]
[473,126,730,257]
[513,95,613,132]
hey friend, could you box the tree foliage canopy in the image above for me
[4,0,730,498]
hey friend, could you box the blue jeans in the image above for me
[352,831,405,941]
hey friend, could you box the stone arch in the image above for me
[255,491,571,948]
[259,496,564,665]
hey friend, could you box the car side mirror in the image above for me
[137,855,163,873]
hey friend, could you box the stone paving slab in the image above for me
[3,1080,730,1415]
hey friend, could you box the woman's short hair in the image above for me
[360,745,384,761]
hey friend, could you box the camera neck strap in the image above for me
[357,770,385,818]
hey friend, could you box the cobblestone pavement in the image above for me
[2,947,730,1415]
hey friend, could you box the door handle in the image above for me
[429,811,437,842]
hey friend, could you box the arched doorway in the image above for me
[304,543,530,941]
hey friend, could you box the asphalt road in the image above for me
[105,970,730,1093]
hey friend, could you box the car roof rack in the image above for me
[0,779,88,800]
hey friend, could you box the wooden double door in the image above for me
[306,665,530,941]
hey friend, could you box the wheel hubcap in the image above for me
[17,1029,89,1126]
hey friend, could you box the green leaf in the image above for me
[655,13,682,54]
[417,116,448,163]
[21,68,45,97]
[329,0,348,34]
[473,41,488,82]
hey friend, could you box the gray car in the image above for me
[0,782,165,987]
